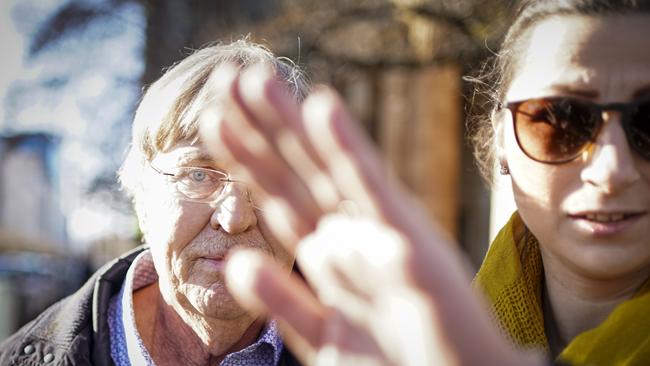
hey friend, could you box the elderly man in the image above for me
[0,40,307,366]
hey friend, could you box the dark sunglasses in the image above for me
[499,97,650,164]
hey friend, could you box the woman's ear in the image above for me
[498,158,510,175]
[491,107,509,175]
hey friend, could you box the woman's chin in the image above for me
[560,243,650,281]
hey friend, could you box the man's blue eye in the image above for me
[190,170,206,182]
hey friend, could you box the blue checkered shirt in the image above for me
[107,250,284,365]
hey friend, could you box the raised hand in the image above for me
[199,64,541,366]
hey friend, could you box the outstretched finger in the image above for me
[225,249,325,364]
[201,109,317,244]
[301,88,426,232]
[303,87,400,222]
[199,64,323,243]
[225,249,393,366]
[236,64,342,213]
[299,88,469,296]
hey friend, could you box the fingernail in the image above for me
[198,104,224,156]
[206,62,240,94]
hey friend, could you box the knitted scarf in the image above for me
[473,212,650,365]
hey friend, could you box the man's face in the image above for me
[139,140,294,320]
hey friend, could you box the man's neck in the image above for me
[540,250,648,350]
[133,282,264,366]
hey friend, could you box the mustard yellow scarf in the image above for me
[473,212,650,365]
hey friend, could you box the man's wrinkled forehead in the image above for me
[153,141,224,167]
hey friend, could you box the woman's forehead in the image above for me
[506,14,650,102]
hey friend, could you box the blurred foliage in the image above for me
[34,0,519,83]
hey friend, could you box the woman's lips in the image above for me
[568,211,646,235]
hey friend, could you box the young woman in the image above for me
[200,0,650,364]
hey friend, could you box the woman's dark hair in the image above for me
[468,0,650,183]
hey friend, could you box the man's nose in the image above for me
[210,184,257,234]
[580,111,641,194]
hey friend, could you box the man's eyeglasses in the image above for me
[499,97,650,164]
[150,163,250,205]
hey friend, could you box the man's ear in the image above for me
[134,195,148,242]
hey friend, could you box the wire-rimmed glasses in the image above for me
[149,163,246,204]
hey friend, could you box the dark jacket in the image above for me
[0,246,300,366]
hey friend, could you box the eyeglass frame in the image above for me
[497,96,650,164]
[148,162,260,207]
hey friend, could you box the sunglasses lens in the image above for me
[513,98,599,163]
[628,100,650,159]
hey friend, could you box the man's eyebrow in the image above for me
[176,152,218,166]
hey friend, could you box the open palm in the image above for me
[199,64,538,366]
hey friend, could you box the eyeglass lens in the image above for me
[173,167,229,201]
[171,167,263,209]
[510,98,650,163]
[628,101,650,159]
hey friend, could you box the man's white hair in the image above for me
[118,39,309,218]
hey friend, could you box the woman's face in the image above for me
[500,14,650,281]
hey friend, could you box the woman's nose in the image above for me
[210,184,257,234]
[580,111,641,193]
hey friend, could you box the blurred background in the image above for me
[0,0,518,340]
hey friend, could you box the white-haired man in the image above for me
[0,40,308,366]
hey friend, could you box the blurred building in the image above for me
[0,133,89,340]
[0,133,66,247]
[0,0,143,340]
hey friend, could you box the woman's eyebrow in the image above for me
[633,85,650,99]
[547,84,650,100]
[548,84,599,99]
